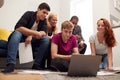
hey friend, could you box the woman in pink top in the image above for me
[50,20,79,72]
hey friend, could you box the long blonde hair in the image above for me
[47,13,58,34]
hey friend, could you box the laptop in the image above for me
[67,55,102,77]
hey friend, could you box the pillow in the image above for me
[0,28,11,41]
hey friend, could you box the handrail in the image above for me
[112,26,120,29]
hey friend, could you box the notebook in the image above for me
[67,55,102,77]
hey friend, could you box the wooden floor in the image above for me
[0,70,120,80]
[0,73,43,80]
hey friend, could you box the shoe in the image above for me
[1,63,15,73]
[32,64,42,70]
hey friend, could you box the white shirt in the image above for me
[89,34,107,54]
[31,21,39,30]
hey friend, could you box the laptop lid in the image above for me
[67,55,102,77]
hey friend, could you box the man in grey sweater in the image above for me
[70,16,87,54]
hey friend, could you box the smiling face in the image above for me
[49,15,57,27]
[97,20,105,33]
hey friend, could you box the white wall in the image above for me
[0,0,70,31]
[70,0,93,55]
[113,28,120,67]
[58,0,70,32]
[92,0,110,32]
[109,0,120,67]
[110,0,120,20]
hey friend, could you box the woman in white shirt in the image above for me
[89,18,116,70]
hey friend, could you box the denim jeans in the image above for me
[0,40,7,49]
[0,48,7,56]
[7,31,22,64]
[1,31,50,67]
[0,40,7,57]
[97,54,108,69]
[40,41,51,69]
[31,36,50,67]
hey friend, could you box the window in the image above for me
[70,0,93,54]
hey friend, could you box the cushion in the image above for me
[0,28,11,41]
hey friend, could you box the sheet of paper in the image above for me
[113,67,120,70]
[17,70,60,74]
[97,70,120,75]
[97,71,115,75]
[19,43,33,64]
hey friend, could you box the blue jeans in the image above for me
[97,54,108,69]
[1,31,50,67]
[0,40,7,57]
[7,31,22,64]
[31,36,50,66]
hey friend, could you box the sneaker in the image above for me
[1,63,15,73]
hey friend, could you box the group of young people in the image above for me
[0,2,116,73]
